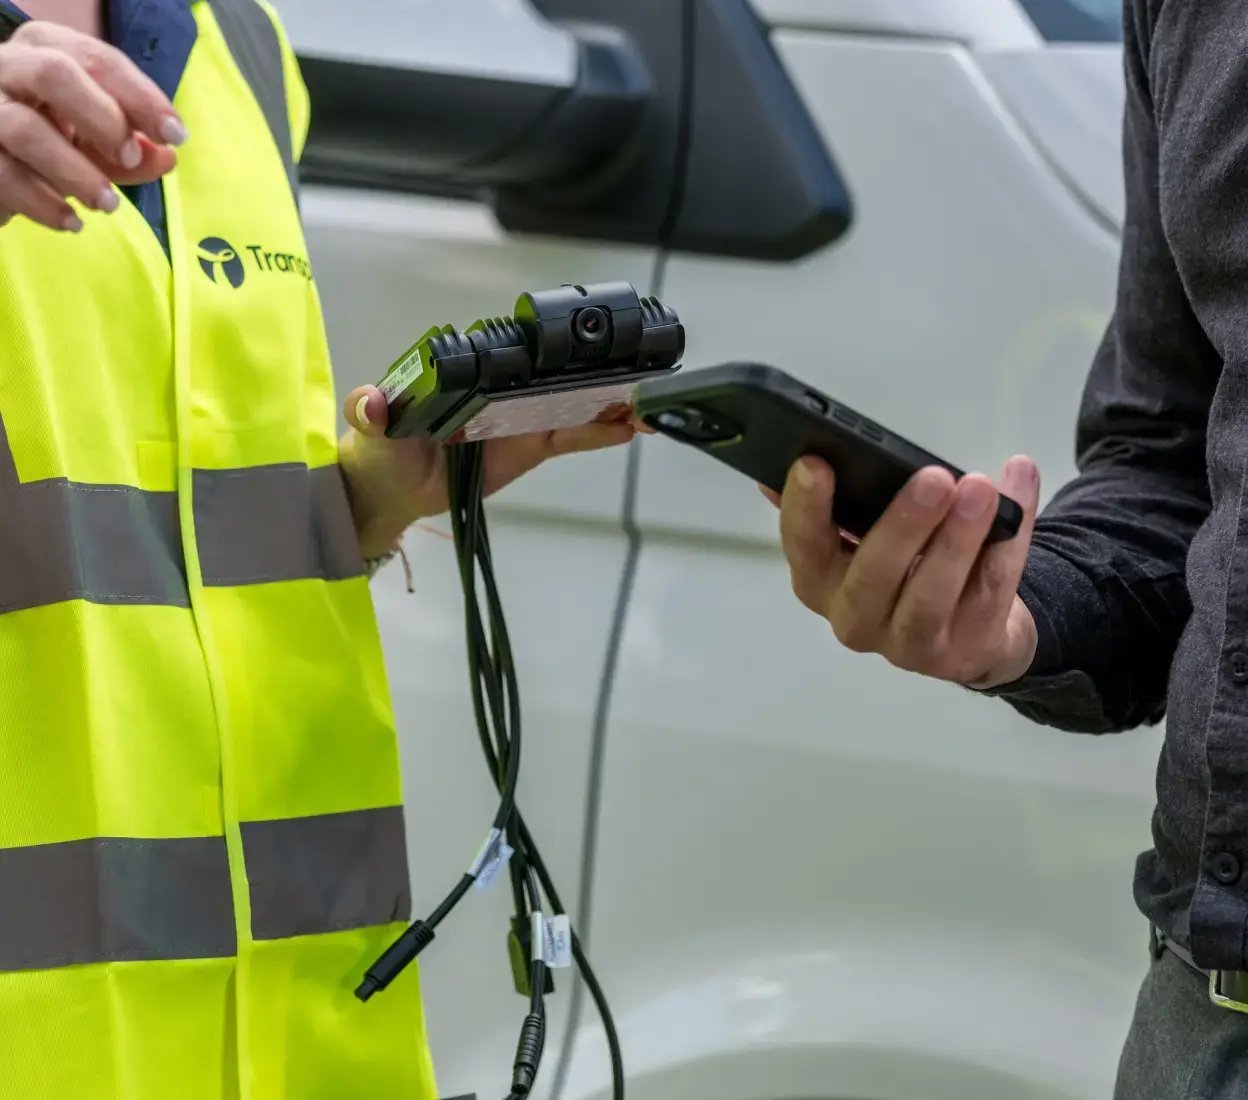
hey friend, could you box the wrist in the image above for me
[340,467,411,560]
[357,519,407,562]
[364,544,401,578]
[964,599,1039,691]
[339,430,427,558]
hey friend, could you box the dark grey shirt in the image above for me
[995,0,1248,970]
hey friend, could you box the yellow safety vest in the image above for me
[0,2,437,1096]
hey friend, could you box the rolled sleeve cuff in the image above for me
[967,542,1115,732]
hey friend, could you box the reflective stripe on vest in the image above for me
[209,0,297,200]
[0,1,437,1095]
[0,416,363,614]
[0,807,409,971]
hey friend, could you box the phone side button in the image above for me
[859,419,883,441]
[833,407,858,427]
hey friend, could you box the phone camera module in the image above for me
[654,409,691,432]
[652,406,739,445]
[573,306,610,345]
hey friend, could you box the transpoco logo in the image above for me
[197,237,245,288]
[196,236,314,289]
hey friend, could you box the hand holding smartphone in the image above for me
[635,362,1023,543]
[635,362,1041,689]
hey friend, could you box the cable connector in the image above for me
[509,1012,546,1097]
[508,916,555,998]
[355,920,436,1002]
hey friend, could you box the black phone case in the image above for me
[635,362,1023,543]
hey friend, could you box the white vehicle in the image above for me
[287,2,1150,1097]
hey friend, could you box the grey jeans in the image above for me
[1114,951,1248,1098]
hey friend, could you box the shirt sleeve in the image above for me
[0,0,26,38]
[988,2,1218,734]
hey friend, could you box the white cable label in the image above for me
[468,828,513,891]
[542,914,573,969]
[530,912,545,963]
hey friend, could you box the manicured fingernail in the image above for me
[795,460,816,491]
[62,213,84,233]
[955,479,994,520]
[160,117,189,146]
[96,186,119,213]
[911,471,949,508]
[355,395,371,427]
[118,138,141,169]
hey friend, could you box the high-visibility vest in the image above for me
[0,2,437,1096]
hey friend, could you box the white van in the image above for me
[287,2,1149,1097]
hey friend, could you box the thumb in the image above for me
[343,385,388,438]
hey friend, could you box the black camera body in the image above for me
[378,282,684,443]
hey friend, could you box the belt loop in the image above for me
[1149,924,1164,961]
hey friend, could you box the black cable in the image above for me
[453,454,551,1099]
[357,446,522,1001]
[456,449,532,954]
[460,546,624,1096]
[514,816,624,1100]
[451,446,622,1098]
[358,440,623,1100]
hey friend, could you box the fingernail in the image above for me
[355,395,371,428]
[955,479,994,520]
[911,471,949,508]
[1006,455,1034,482]
[1004,457,1039,496]
[118,138,141,169]
[62,213,84,233]
[795,460,816,491]
[96,186,119,213]
[160,117,189,146]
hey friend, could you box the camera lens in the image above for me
[651,405,740,444]
[654,409,690,432]
[573,307,609,344]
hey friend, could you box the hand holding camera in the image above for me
[341,282,685,557]
[339,387,640,560]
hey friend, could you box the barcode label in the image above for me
[379,344,427,402]
[543,914,573,969]
[468,828,513,891]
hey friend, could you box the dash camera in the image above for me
[573,306,609,344]
[378,282,685,443]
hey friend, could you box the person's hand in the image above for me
[339,385,641,558]
[764,455,1042,689]
[0,20,185,232]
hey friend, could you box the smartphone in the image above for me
[634,362,1022,543]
